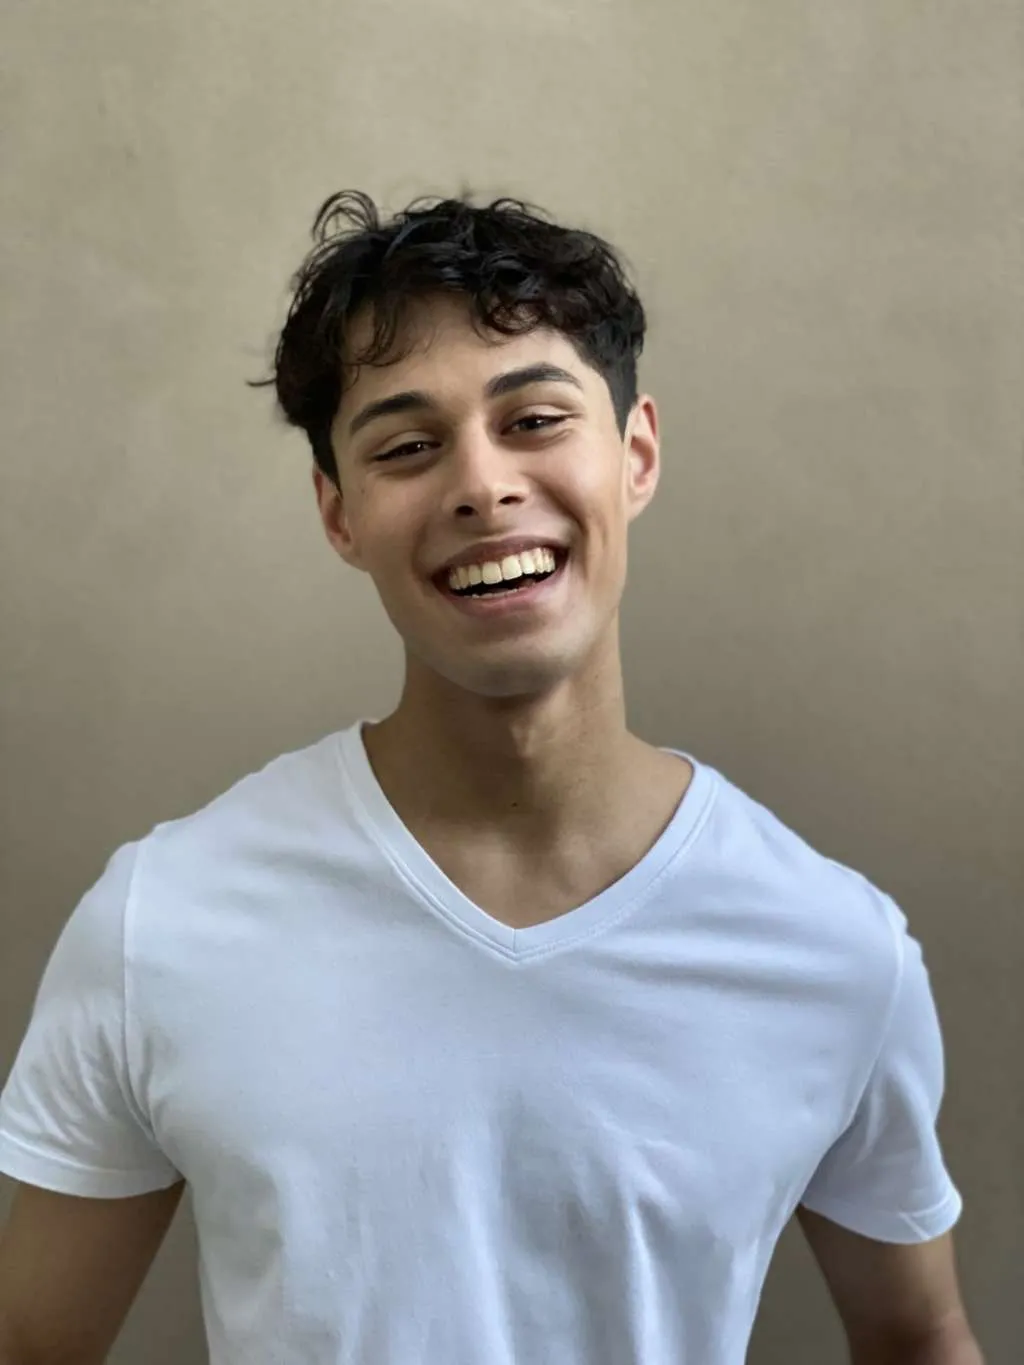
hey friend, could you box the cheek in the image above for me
[565,462,630,543]
[355,502,431,602]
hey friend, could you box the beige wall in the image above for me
[1,2,1020,1360]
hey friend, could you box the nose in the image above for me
[439,426,528,520]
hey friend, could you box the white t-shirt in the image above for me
[0,723,962,1365]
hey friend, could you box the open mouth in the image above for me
[436,547,567,602]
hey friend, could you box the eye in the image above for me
[510,414,570,435]
[373,439,435,463]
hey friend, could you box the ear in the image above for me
[313,465,365,570]
[623,395,660,521]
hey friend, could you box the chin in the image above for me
[400,614,608,704]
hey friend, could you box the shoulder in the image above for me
[124,727,356,901]
[153,728,344,838]
[43,732,349,960]
[694,758,910,981]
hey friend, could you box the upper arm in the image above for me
[0,841,185,1360]
[0,841,181,1198]
[796,906,979,1355]
[797,1208,978,1356]
[801,914,962,1242]
[0,1178,186,1365]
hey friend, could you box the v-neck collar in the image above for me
[335,720,717,961]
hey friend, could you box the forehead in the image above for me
[337,295,597,412]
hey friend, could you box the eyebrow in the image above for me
[346,362,584,438]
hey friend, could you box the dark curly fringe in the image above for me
[252,190,646,481]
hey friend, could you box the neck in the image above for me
[363,642,643,834]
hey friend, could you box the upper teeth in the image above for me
[448,546,557,591]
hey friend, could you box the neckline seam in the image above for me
[333,724,720,962]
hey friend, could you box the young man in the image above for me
[0,191,981,1364]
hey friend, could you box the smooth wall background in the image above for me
[1,2,1020,1360]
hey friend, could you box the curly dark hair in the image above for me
[256,190,647,482]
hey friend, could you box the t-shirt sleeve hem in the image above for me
[800,1184,963,1245]
[0,1130,182,1199]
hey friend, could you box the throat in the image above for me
[410,830,634,929]
[364,725,694,932]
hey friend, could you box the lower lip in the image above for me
[437,557,568,618]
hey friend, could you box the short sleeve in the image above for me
[800,913,963,1243]
[0,842,181,1198]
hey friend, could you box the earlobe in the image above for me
[313,465,362,568]
[625,395,660,519]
